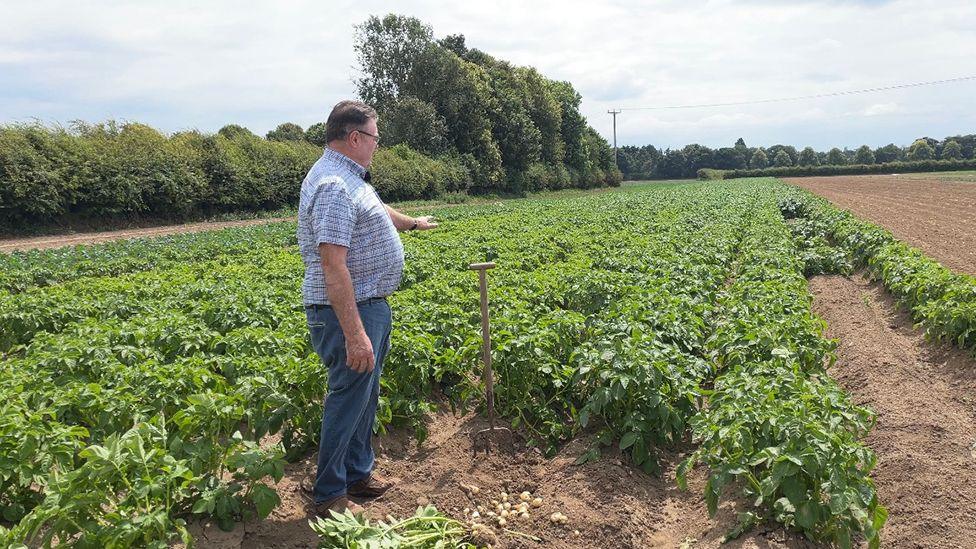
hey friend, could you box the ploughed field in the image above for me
[786,174,976,276]
[4,178,975,547]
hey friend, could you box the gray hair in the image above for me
[325,100,378,143]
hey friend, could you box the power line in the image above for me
[617,75,976,111]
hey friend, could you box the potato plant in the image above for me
[0,179,894,546]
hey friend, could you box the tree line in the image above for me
[0,14,620,228]
[618,135,976,180]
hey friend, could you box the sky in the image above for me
[2,0,975,151]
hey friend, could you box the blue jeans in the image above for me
[306,298,392,503]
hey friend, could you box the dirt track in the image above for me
[0,217,297,253]
[786,175,976,275]
[0,204,469,253]
[811,274,976,548]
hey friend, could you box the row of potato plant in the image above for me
[679,189,886,547]
[781,187,976,352]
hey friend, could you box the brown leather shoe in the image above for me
[312,495,364,518]
[347,473,394,498]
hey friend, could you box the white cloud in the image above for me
[1,0,975,149]
[863,102,901,116]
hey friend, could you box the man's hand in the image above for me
[414,215,438,230]
[384,204,438,232]
[346,330,375,373]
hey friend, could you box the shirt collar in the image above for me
[324,147,369,180]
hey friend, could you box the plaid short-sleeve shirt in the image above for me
[298,148,404,305]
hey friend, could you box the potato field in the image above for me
[2,178,975,548]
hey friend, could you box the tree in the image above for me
[941,139,963,160]
[438,34,467,56]
[733,138,748,156]
[798,147,819,166]
[616,145,638,178]
[826,148,847,165]
[767,145,798,166]
[908,139,935,161]
[773,150,792,167]
[749,148,768,169]
[401,45,503,186]
[618,144,662,179]
[352,13,610,191]
[265,123,304,142]
[306,123,328,147]
[682,144,714,175]
[518,67,564,166]
[854,145,875,164]
[941,134,976,159]
[380,96,450,155]
[354,14,434,113]
[873,143,904,163]
[217,124,255,139]
[713,147,746,169]
[657,148,687,178]
[550,80,588,175]
[583,127,619,185]
[475,56,542,176]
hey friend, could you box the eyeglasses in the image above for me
[354,129,381,145]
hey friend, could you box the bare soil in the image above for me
[190,412,811,549]
[809,274,976,548]
[786,175,976,275]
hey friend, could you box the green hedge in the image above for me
[709,159,976,180]
[1,121,622,229]
[0,122,322,225]
[369,145,469,202]
[787,188,976,352]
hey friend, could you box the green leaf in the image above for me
[619,431,639,450]
[835,526,853,549]
[722,511,759,542]
[704,476,719,517]
[217,515,236,532]
[675,457,693,490]
[192,497,213,515]
[574,447,600,465]
[780,476,805,505]
[579,409,590,428]
[773,496,795,514]
[829,490,851,514]
[795,501,818,530]
[251,484,280,519]
[1,503,26,522]
[873,504,889,531]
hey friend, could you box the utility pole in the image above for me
[608,109,621,168]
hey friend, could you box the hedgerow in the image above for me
[705,158,976,180]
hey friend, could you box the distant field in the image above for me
[622,178,699,188]
[785,173,976,275]
[894,170,976,182]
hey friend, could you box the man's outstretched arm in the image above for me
[383,204,438,231]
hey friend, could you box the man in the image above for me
[298,100,436,516]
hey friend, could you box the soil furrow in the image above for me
[810,273,976,549]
